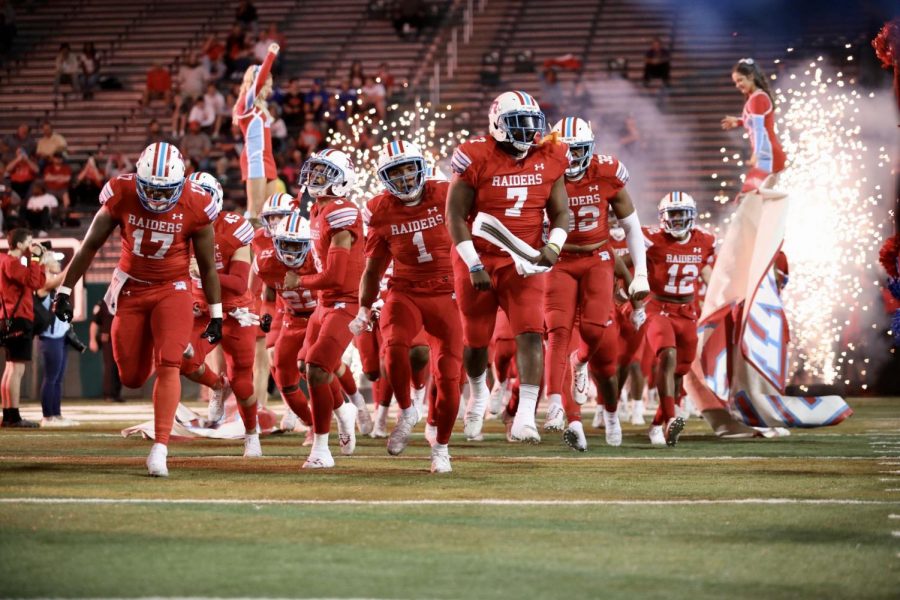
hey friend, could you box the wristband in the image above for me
[546,242,561,255]
[469,264,485,273]
[209,303,223,319]
[548,227,568,249]
[57,286,72,296]
[455,240,482,270]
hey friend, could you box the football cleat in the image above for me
[648,425,666,446]
[463,393,488,441]
[488,380,507,416]
[543,402,565,432]
[302,428,314,447]
[387,406,419,456]
[510,413,541,444]
[666,417,685,447]
[430,445,452,474]
[371,404,389,438]
[630,400,646,426]
[280,408,298,432]
[604,409,622,447]
[334,402,358,456]
[243,431,262,458]
[411,386,427,423]
[563,420,588,452]
[302,449,335,469]
[424,423,438,447]
[146,443,169,477]
[571,352,589,405]
[350,393,374,435]
[207,377,229,425]
[501,408,516,442]
[591,406,604,429]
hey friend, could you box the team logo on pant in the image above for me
[174,281,187,291]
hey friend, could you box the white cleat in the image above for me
[350,393,374,435]
[146,443,168,477]
[571,352,589,405]
[370,404,389,438]
[463,395,488,441]
[648,425,666,446]
[430,444,452,473]
[280,408,298,432]
[302,428,314,446]
[510,413,541,444]
[334,402,358,456]
[488,381,506,416]
[630,400,646,426]
[411,386,427,423]
[302,449,335,469]
[387,406,419,456]
[591,407,604,429]
[424,423,438,447]
[543,403,565,432]
[243,432,262,457]
[208,377,229,425]
[563,420,588,452]
[604,409,622,447]
[501,408,516,442]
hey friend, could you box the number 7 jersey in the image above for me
[99,173,219,283]
[643,226,717,299]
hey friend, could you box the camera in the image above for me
[64,329,88,353]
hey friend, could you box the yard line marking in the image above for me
[889,514,900,519]
[893,531,900,538]
[886,489,900,492]
[879,471,900,475]
[0,454,887,462]
[0,497,897,507]
[879,478,900,482]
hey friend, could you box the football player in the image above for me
[53,143,222,476]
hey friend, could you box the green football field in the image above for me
[1,397,898,599]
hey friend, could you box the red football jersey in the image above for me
[643,226,716,299]
[308,197,364,304]
[364,179,453,292]
[251,228,286,317]
[99,174,218,283]
[564,155,629,246]
[252,245,317,315]
[450,136,569,256]
[191,211,255,309]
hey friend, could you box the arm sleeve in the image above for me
[219,260,251,296]
[450,144,478,187]
[299,246,350,290]
[619,212,647,275]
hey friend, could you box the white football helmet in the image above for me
[135,142,186,213]
[299,148,357,198]
[552,117,594,178]
[260,192,296,235]
[188,172,224,215]
[488,91,545,156]
[273,211,312,268]
[658,191,697,239]
[376,140,426,203]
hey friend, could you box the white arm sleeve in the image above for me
[619,211,647,275]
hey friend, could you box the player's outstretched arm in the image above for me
[54,207,116,322]
[610,188,649,300]
[538,176,570,267]
[446,174,490,290]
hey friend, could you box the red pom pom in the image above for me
[879,235,900,278]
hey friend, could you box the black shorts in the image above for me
[3,318,34,362]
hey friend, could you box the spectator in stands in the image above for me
[270,105,289,154]
[42,153,72,211]
[337,80,358,115]
[24,181,58,235]
[143,119,171,147]
[643,37,671,88]
[4,147,39,199]
[0,183,22,231]
[392,0,425,39]
[235,0,259,33]
[35,121,67,162]
[80,42,100,100]
[177,53,207,102]
[181,120,213,172]
[104,152,132,179]
[225,23,248,78]
[5,123,36,160]
[281,78,306,133]
[0,228,49,429]
[70,155,104,206]
[281,148,305,192]
[540,68,564,124]
[324,95,349,134]
[53,43,82,102]
[140,62,172,108]
[304,78,329,120]
[187,95,216,133]
[375,62,395,97]
[90,297,122,403]
[203,83,228,137]
[297,118,323,154]
[201,35,227,82]
[348,60,366,89]
[360,76,386,118]
[618,114,642,157]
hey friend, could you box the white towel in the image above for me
[471,212,551,277]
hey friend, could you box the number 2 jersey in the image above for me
[364,179,453,293]
[643,226,717,300]
[190,210,255,310]
[99,173,219,283]
[450,136,569,257]
[564,155,629,246]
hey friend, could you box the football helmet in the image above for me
[299,148,356,198]
[552,117,594,177]
[658,191,697,239]
[376,140,426,203]
[260,192,296,235]
[488,91,545,155]
[188,172,224,216]
[273,211,312,268]
[135,142,186,213]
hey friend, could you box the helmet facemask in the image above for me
[300,159,344,198]
[136,177,185,213]
[274,237,311,268]
[378,158,426,203]
[660,206,696,239]
[498,110,545,154]
[565,141,593,178]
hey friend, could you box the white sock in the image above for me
[605,407,618,421]
[468,371,489,403]
[150,442,167,455]
[350,391,366,408]
[547,393,562,408]
[401,406,416,420]
[518,384,540,417]
[433,442,448,454]
[312,433,329,451]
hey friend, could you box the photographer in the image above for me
[0,228,48,428]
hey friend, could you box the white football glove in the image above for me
[630,305,647,330]
[629,271,650,301]
[349,306,373,336]
[229,307,261,327]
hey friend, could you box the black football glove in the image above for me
[260,313,272,333]
[52,293,74,322]
[202,317,223,344]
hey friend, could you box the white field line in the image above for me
[886,489,900,492]
[0,454,887,462]
[893,531,900,538]
[879,478,900,482]
[890,514,900,519]
[0,497,897,507]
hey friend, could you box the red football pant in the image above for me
[380,289,463,445]
[544,250,614,396]
[303,303,357,434]
[112,281,193,445]
[182,311,258,402]
[452,252,546,348]
[273,312,311,390]
[354,321,382,375]
[645,299,699,376]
